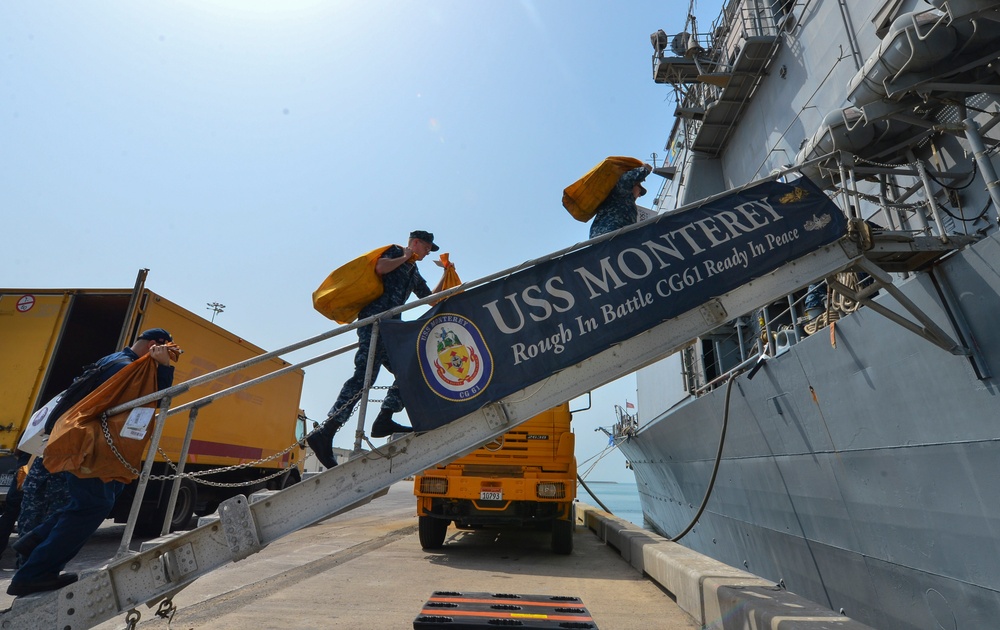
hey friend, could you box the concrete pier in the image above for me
[0,481,873,629]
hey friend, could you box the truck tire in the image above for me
[551,518,573,555]
[418,515,449,549]
[170,478,198,531]
[267,469,301,491]
[137,478,197,535]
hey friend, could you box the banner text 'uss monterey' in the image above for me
[381,177,846,430]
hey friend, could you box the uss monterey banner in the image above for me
[381,177,846,430]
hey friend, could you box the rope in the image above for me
[578,443,620,480]
[801,272,863,336]
[829,272,864,314]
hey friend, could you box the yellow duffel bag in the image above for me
[313,245,392,324]
[562,156,644,222]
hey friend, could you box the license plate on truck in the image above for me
[480,485,502,501]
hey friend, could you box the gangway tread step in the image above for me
[0,237,870,630]
[864,232,979,272]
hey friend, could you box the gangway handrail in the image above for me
[104,151,842,423]
[2,205,882,630]
[166,342,359,418]
[3,152,876,629]
[1,233,877,629]
[109,149,841,552]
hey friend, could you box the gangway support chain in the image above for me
[1,236,878,630]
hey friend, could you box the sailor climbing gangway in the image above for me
[0,162,974,629]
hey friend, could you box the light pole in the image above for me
[207,302,225,323]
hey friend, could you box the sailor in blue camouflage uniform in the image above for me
[8,329,176,597]
[589,163,653,238]
[307,230,447,469]
[13,331,173,562]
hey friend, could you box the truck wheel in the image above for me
[418,516,449,549]
[137,478,197,535]
[169,478,198,531]
[551,518,573,555]
[268,469,301,491]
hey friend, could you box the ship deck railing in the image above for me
[651,0,787,156]
[668,146,993,398]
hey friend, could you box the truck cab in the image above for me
[413,403,576,554]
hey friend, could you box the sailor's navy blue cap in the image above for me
[138,328,173,343]
[409,230,440,252]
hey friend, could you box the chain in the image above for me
[852,155,918,170]
[147,438,300,483]
[154,599,177,622]
[100,413,142,478]
[183,466,291,489]
[140,390,366,488]
[122,609,141,630]
[828,185,928,210]
[98,388,374,489]
[366,384,389,404]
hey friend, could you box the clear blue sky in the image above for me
[2,1,694,483]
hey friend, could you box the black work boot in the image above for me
[371,408,413,438]
[306,417,341,469]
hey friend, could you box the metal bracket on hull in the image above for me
[828,257,969,355]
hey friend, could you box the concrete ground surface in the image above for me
[1,482,698,629]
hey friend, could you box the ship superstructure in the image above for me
[624,1,1000,628]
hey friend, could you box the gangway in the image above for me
[0,202,972,629]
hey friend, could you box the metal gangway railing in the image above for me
[654,124,1000,402]
[0,155,984,629]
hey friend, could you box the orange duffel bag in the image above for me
[562,156,644,222]
[44,354,162,484]
[313,245,393,324]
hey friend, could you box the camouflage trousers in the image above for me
[326,323,405,426]
[18,457,70,537]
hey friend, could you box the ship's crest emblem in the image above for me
[803,213,832,231]
[779,187,808,203]
[434,329,480,385]
[418,314,493,402]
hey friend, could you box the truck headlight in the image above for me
[536,482,565,498]
[420,477,449,494]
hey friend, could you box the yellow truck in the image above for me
[0,272,304,532]
[413,403,577,554]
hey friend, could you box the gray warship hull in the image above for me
[620,230,1000,628]
[626,0,1000,628]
